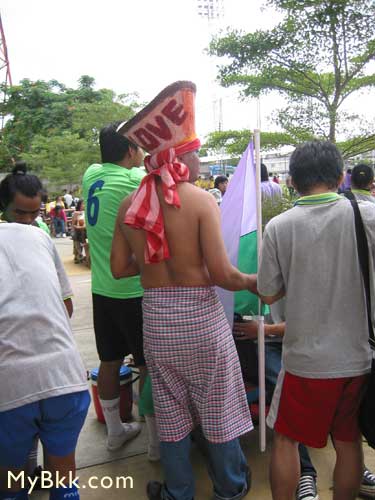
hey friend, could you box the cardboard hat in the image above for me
[117,81,198,155]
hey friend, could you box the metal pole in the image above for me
[254,128,266,452]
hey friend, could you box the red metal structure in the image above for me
[0,13,12,128]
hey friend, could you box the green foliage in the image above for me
[0,76,139,186]
[262,194,295,229]
[23,132,98,188]
[204,129,298,155]
[209,0,375,152]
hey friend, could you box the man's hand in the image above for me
[233,320,259,341]
[247,274,258,295]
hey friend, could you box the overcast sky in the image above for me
[1,0,374,139]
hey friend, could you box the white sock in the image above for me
[99,397,124,436]
[26,436,39,475]
[145,415,159,448]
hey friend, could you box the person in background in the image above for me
[273,175,280,184]
[82,122,144,451]
[50,196,67,238]
[63,190,73,209]
[0,163,90,499]
[0,223,90,500]
[208,175,215,190]
[72,199,87,264]
[215,175,228,196]
[340,167,352,192]
[258,141,374,500]
[261,163,282,202]
[350,163,375,204]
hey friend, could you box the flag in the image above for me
[217,142,261,326]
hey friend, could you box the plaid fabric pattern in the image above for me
[143,286,253,443]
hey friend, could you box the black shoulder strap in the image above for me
[344,191,375,350]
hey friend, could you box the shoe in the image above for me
[359,468,375,498]
[296,475,319,500]
[147,444,161,462]
[55,233,61,238]
[146,481,163,500]
[107,422,141,451]
[62,233,66,238]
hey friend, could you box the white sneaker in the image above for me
[62,233,66,238]
[56,233,61,238]
[296,475,319,500]
[107,422,141,451]
[147,444,161,462]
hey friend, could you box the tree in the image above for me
[0,77,139,180]
[23,132,98,188]
[209,0,375,157]
[204,129,296,156]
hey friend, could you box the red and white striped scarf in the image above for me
[124,138,201,264]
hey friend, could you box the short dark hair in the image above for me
[351,163,374,189]
[99,121,139,164]
[76,198,84,211]
[289,141,343,194]
[0,161,43,211]
[214,175,228,189]
[261,163,269,182]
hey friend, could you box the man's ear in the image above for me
[337,173,344,187]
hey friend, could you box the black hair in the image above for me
[261,163,269,182]
[214,175,228,189]
[76,198,84,211]
[100,121,139,164]
[0,161,43,211]
[351,163,374,190]
[289,141,343,194]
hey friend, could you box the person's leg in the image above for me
[332,437,363,500]
[60,220,66,236]
[270,432,300,500]
[202,435,249,500]
[158,435,194,500]
[264,342,282,404]
[93,295,141,448]
[296,444,318,500]
[299,444,317,478]
[0,403,39,498]
[44,451,80,500]
[39,392,91,499]
[53,218,61,236]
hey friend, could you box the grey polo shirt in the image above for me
[258,196,373,378]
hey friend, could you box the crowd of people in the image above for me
[1,79,375,500]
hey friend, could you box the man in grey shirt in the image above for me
[258,141,374,500]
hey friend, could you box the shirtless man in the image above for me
[111,81,256,500]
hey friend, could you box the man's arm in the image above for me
[233,319,285,340]
[111,202,140,279]
[199,193,257,292]
[259,287,285,305]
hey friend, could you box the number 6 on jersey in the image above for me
[87,180,105,226]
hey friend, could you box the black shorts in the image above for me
[92,294,145,365]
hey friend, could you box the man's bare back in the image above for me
[111,180,256,293]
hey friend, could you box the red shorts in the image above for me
[268,371,368,448]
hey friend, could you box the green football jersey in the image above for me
[82,163,145,299]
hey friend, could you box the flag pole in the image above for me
[254,128,266,452]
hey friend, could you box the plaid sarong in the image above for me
[143,286,253,443]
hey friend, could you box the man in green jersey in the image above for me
[82,122,144,450]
